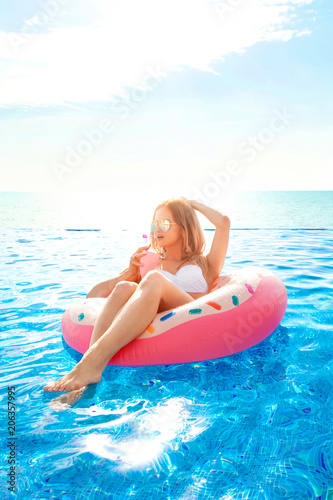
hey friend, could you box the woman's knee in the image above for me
[112,281,138,297]
[139,270,165,290]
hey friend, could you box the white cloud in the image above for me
[0,0,315,106]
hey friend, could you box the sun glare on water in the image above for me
[46,190,160,231]
[83,398,208,471]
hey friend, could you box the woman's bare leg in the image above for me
[89,281,138,346]
[48,282,139,406]
[43,272,194,393]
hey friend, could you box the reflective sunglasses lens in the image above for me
[160,221,170,232]
[150,221,157,232]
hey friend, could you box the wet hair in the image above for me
[150,197,212,283]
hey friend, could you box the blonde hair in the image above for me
[150,197,212,286]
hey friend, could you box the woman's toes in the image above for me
[62,382,71,392]
[43,383,55,392]
[44,379,64,392]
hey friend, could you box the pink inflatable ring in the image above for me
[61,267,287,366]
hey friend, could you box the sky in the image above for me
[0,0,332,214]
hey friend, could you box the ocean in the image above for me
[0,190,332,230]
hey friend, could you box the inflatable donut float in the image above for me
[61,262,287,366]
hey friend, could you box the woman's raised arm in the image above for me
[186,198,230,280]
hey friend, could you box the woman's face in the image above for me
[153,207,183,249]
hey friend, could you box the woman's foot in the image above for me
[43,357,102,393]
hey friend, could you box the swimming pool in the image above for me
[1,228,332,499]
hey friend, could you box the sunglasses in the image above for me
[150,219,178,233]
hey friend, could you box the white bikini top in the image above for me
[154,264,209,293]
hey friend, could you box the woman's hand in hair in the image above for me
[178,196,196,207]
[183,200,229,228]
[181,198,200,210]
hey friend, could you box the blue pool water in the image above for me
[1,228,333,499]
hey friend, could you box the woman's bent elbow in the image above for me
[217,215,230,229]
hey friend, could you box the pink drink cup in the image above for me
[140,250,160,278]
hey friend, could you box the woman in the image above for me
[43,197,230,393]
